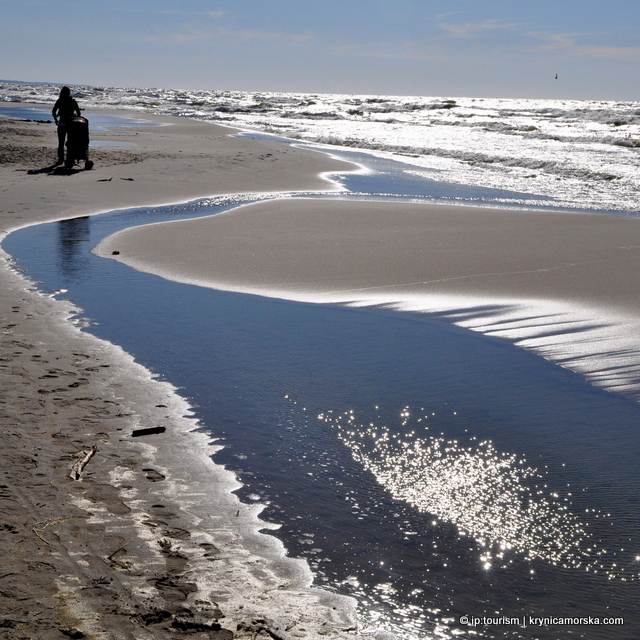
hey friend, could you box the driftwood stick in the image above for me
[32,527,51,546]
[32,517,71,546]
[106,543,130,569]
[70,444,97,480]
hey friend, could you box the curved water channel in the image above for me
[4,133,640,639]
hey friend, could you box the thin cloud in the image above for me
[332,42,445,62]
[169,25,312,45]
[216,26,311,44]
[112,7,224,18]
[331,20,523,62]
[437,20,523,39]
[531,32,640,63]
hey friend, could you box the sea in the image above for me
[2,81,640,639]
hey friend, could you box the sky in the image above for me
[2,0,639,101]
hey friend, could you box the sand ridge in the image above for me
[97,197,640,312]
[95,194,640,401]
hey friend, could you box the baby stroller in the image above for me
[65,116,94,170]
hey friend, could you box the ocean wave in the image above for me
[3,81,640,211]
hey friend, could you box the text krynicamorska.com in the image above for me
[459,615,624,628]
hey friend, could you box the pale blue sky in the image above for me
[2,0,639,100]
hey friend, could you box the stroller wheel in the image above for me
[84,160,94,171]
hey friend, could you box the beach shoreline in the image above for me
[3,101,640,640]
[96,196,640,401]
[0,106,370,640]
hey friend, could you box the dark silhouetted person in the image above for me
[52,86,81,165]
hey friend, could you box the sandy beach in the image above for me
[3,103,640,639]
[0,106,366,640]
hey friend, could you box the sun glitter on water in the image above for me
[311,405,638,581]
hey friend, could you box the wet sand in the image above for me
[0,106,366,640]
[96,197,640,399]
[97,197,640,313]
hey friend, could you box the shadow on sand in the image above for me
[27,162,93,176]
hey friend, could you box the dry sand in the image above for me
[0,106,370,640]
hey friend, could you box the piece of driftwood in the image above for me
[106,543,131,569]
[131,426,166,438]
[32,517,71,546]
[70,445,97,480]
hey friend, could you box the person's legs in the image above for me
[56,125,67,164]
